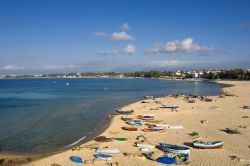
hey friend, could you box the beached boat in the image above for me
[193,141,224,149]
[112,138,128,141]
[143,119,163,123]
[137,114,155,120]
[241,105,250,109]
[69,156,84,164]
[143,127,165,132]
[127,120,142,126]
[96,148,120,154]
[168,125,184,129]
[161,103,179,108]
[145,152,189,164]
[156,153,189,164]
[160,143,190,154]
[144,95,154,99]
[122,126,138,131]
[95,153,112,160]
[115,110,134,115]
[136,143,155,149]
[95,136,112,142]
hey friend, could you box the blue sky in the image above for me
[0,0,250,74]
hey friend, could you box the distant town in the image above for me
[0,68,250,80]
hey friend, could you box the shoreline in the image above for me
[1,80,249,166]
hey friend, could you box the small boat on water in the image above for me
[122,126,138,131]
[160,143,190,154]
[69,156,84,164]
[96,148,120,154]
[95,153,112,160]
[193,141,224,149]
[161,103,179,108]
[143,127,165,132]
[115,110,134,115]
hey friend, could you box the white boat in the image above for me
[193,141,224,149]
[168,125,184,129]
[136,143,155,149]
[161,103,179,108]
[95,153,112,160]
[160,143,190,154]
[96,148,120,154]
[156,124,170,128]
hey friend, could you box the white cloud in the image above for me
[147,38,213,54]
[111,31,134,41]
[121,23,130,31]
[123,44,136,54]
[1,64,23,70]
[94,32,108,37]
[96,49,119,56]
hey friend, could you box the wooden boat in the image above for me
[143,127,165,132]
[69,156,84,164]
[193,141,224,149]
[115,110,134,115]
[122,126,138,131]
[95,136,112,142]
[143,119,163,123]
[96,148,120,154]
[161,103,179,108]
[156,153,189,165]
[137,114,155,120]
[94,153,112,160]
[112,138,128,141]
[159,143,190,154]
[136,143,155,149]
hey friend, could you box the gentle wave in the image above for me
[64,136,87,148]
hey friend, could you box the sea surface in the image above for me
[0,78,225,154]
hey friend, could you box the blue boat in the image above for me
[69,156,84,164]
[159,143,190,154]
[95,153,112,160]
[115,110,134,115]
[156,153,189,164]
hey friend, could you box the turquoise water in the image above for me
[0,78,224,154]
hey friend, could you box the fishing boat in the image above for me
[69,156,84,164]
[159,143,190,154]
[95,136,112,142]
[144,95,154,99]
[137,114,155,120]
[112,138,128,141]
[115,110,134,115]
[143,119,163,123]
[156,153,189,164]
[161,103,179,108]
[143,127,165,132]
[96,148,120,154]
[193,141,224,149]
[136,143,155,149]
[122,126,138,131]
[95,153,112,160]
[168,125,184,129]
[127,120,142,126]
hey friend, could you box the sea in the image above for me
[0,78,225,154]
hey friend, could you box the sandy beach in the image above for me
[1,81,250,166]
